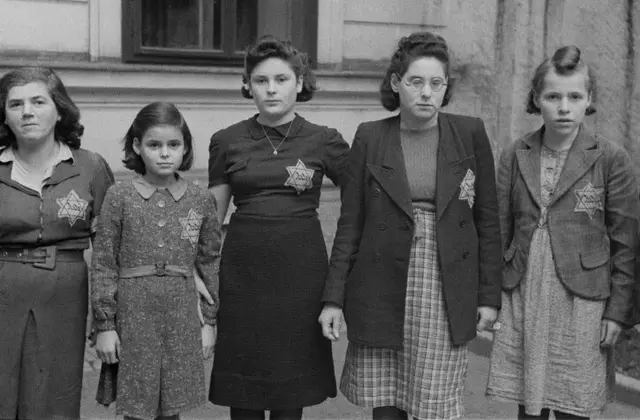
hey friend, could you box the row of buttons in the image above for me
[157,199,166,247]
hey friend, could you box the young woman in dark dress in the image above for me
[207,36,350,420]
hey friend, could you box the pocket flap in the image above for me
[503,244,517,262]
[580,247,609,269]
[225,159,248,174]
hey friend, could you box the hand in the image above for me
[202,324,216,359]
[194,269,214,325]
[476,306,498,332]
[318,304,343,341]
[95,330,121,364]
[600,319,623,348]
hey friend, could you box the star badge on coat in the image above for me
[57,189,89,226]
[574,182,604,219]
[458,169,476,208]
[180,208,204,246]
[285,159,314,194]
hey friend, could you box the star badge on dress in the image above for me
[285,159,314,194]
[458,169,476,208]
[57,189,89,226]
[574,182,604,219]
[179,208,204,246]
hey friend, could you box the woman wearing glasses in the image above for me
[319,32,502,419]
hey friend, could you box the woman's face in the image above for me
[535,69,591,138]
[4,81,59,146]
[248,57,303,124]
[392,56,448,124]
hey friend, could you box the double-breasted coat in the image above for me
[323,113,503,347]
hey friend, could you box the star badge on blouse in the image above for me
[285,159,314,194]
[574,182,604,219]
[57,189,89,227]
[179,208,204,246]
[458,169,476,208]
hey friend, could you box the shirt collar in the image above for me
[132,174,188,201]
[0,142,75,164]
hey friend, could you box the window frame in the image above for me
[121,0,318,67]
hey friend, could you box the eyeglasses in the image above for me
[402,77,448,93]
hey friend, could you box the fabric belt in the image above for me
[0,246,85,270]
[119,263,190,279]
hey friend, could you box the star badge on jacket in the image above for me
[458,169,476,208]
[285,159,314,194]
[574,182,604,219]
[57,189,89,226]
[180,208,204,246]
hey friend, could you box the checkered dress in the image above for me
[340,209,468,420]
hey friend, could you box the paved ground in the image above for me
[81,336,640,420]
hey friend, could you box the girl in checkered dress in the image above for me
[91,102,221,420]
[320,32,503,420]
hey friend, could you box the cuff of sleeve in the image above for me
[201,299,218,326]
[93,319,116,332]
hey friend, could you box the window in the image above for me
[122,0,318,67]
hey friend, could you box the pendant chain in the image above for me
[260,120,293,156]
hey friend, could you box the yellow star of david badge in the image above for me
[458,169,476,208]
[57,189,89,227]
[179,208,204,246]
[574,182,604,219]
[285,159,314,194]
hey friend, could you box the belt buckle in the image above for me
[32,246,56,270]
[155,262,167,276]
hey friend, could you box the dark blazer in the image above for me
[323,113,503,348]
[497,125,639,326]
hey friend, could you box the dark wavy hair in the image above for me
[241,35,316,102]
[380,32,454,112]
[526,45,596,115]
[0,66,83,148]
[122,102,194,175]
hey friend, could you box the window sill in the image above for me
[0,58,384,94]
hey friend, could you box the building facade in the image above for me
[1,0,639,179]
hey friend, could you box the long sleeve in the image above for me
[91,185,122,332]
[323,125,367,307]
[195,190,222,325]
[496,147,515,254]
[89,152,115,237]
[602,146,639,326]
[472,118,503,309]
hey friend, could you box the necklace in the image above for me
[260,120,293,155]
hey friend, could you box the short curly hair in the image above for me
[380,32,454,112]
[526,45,596,115]
[241,35,316,102]
[0,66,83,148]
[122,102,194,175]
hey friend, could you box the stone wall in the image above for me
[482,0,640,179]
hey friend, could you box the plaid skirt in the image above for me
[340,209,468,420]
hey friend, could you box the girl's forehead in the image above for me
[251,57,295,76]
[541,69,589,91]
[142,125,184,141]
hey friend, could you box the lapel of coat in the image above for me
[548,126,602,207]
[435,113,470,220]
[366,117,414,222]
[515,128,543,208]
